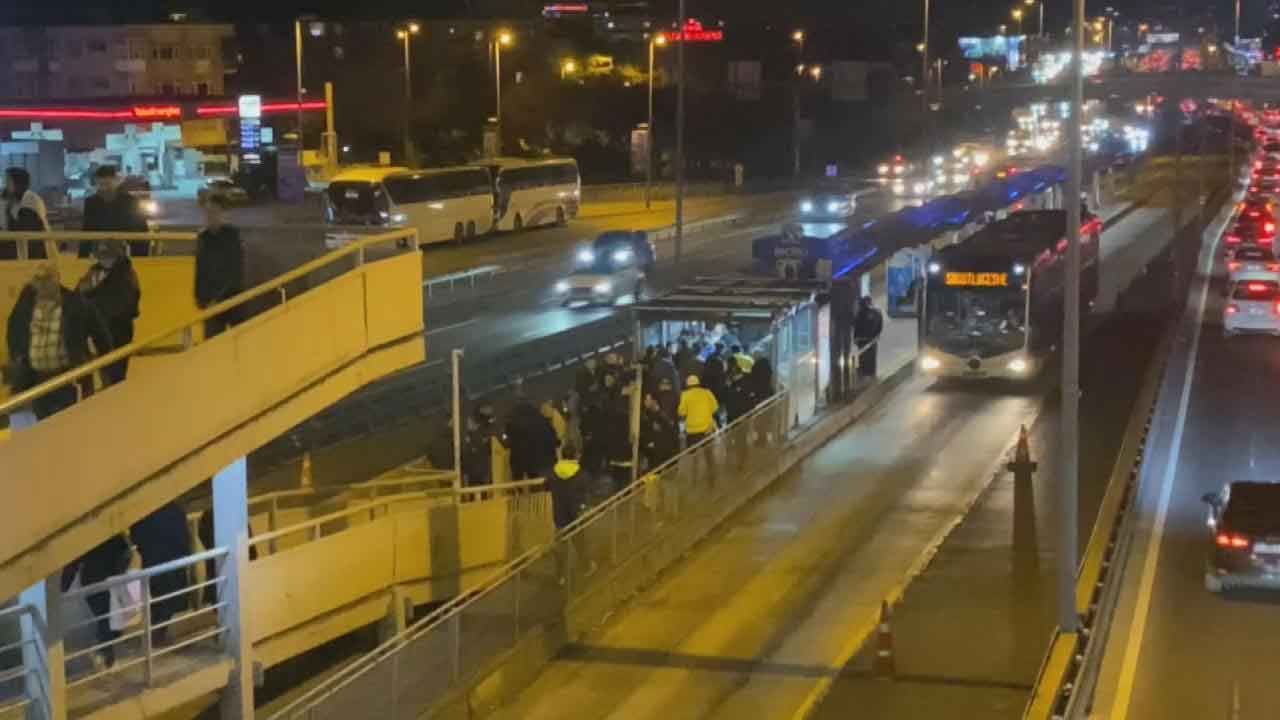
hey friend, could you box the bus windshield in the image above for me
[925,282,1027,358]
[326,182,389,224]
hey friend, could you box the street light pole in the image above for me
[675,0,687,262]
[1060,0,1086,635]
[294,19,304,152]
[646,36,664,209]
[1235,0,1242,44]
[921,0,930,113]
[493,31,512,157]
[396,22,419,167]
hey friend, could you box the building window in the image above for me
[88,39,108,54]
[129,81,138,94]
[161,82,175,95]
[333,45,345,60]
[193,46,211,60]
[91,76,110,91]
[196,81,209,96]
[128,39,146,60]
[153,46,175,60]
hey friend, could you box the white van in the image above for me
[488,158,581,232]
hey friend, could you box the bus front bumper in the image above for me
[918,350,1038,380]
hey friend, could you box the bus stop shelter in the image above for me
[631,277,827,428]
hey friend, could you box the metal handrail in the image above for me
[246,478,546,553]
[268,392,786,718]
[66,546,228,600]
[0,226,417,418]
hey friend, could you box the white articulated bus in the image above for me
[324,165,495,246]
[488,157,581,232]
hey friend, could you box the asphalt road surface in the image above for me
[1091,198,1280,720]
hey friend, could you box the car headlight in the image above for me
[893,182,906,195]
[827,201,841,213]
[593,281,613,295]
[877,164,890,175]
[928,261,942,274]
[612,249,633,263]
[921,355,941,371]
[953,174,968,184]
[1007,357,1029,373]
[800,200,814,212]
[913,182,928,195]
[554,280,570,293]
[390,212,407,224]
[142,199,159,216]
[577,249,595,264]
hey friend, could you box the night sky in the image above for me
[0,0,1241,37]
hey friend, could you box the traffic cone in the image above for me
[299,451,313,488]
[874,600,896,678]
[1007,424,1038,481]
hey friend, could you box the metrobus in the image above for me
[918,209,1100,380]
[323,165,495,246]
[487,157,581,232]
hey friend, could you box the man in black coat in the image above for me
[853,295,885,379]
[81,166,150,258]
[130,502,192,644]
[195,194,245,338]
[6,264,114,418]
[506,397,558,481]
[639,393,680,471]
[77,241,141,384]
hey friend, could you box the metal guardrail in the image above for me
[268,391,791,720]
[423,265,503,298]
[0,227,418,425]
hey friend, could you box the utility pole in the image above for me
[294,19,305,152]
[675,0,687,262]
[451,349,464,496]
[921,0,931,114]
[1059,0,1085,635]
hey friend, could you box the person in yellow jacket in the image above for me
[678,374,719,446]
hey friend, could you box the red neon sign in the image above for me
[194,100,328,117]
[131,105,182,120]
[662,19,724,44]
[542,3,589,15]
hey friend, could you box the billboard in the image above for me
[959,35,1025,69]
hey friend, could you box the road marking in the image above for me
[1108,214,1220,720]
[424,318,479,337]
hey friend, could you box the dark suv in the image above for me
[1202,482,1280,593]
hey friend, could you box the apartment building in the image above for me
[0,22,235,100]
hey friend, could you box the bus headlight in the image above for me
[827,201,841,213]
[800,200,815,213]
[593,281,613,295]
[554,280,570,294]
[577,249,595,264]
[921,355,941,371]
[1007,357,1029,373]
[141,199,160,216]
[612,249,633,264]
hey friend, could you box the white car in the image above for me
[555,231,654,307]
[1227,247,1280,286]
[1224,279,1280,337]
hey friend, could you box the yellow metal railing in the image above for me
[0,227,413,421]
[0,227,423,603]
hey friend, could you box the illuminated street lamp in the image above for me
[395,21,421,165]
[1012,8,1024,36]
[645,33,668,208]
[809,64,823,81]
[493,30,514,145]
[561,58,578,79]
[791,29,805,45]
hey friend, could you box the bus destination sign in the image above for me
[944,271,1008,287]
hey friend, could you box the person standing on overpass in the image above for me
[194,194,245,339]
[77,241,140,384]
[81,166,150,258]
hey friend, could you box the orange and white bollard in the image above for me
[874,600,896,678]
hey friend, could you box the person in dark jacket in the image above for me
[550,444,587,531]
[462,414,493,488]
[853,295,885,379]
[5,264,114,418]
[746,356,775,408]
[77,241,141,384]
[3,167,48,232]
[506,397,559,481]
[130,502,192,644]
[61,534,131,666]
[639,393,680,471]
[81,165,150,258]
[194,194,245,339]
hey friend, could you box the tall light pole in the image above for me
[1236,0,1242,43]
[294,18,307,152]
[921,0,930,113]
[675,0,687,262]
[493,30,514,152]
[1012,8,1024,37]
[395,22,421,166]
[792,29,805,179]
[1060,0,1086,636]
[646,34,668,209]
[1027,0,1044,38]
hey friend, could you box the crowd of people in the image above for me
[431,330,777,535]
[2,166,245,421]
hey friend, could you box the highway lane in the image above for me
[470,182,1180,720]
[1091,208,1280,719]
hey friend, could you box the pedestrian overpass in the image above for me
[0,228,564,719]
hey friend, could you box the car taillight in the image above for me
[1227,304,1239,314]
[1227,234,1242,244]
[1257,161,1263,169]
[1248,281,1269,291]
[1268,263,1280,271]
[1216,532,1251,549]
[1250,210,1262,217]
[1267,222,1276,233]
[1229,261,1242,271]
